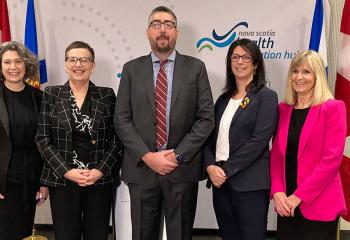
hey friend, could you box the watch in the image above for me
[175,153,189,165]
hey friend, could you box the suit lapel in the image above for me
[57,84,72,136]
[171,52,186,111]
[278,104,293,161]
[142,55,156,112]
[90,86,104,139]
[0,82,10,136]
[298,105,320,158]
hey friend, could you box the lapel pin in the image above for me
[240,96,250,109]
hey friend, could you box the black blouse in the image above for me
[285,107,310,195]
[69,89,94,169]
[3,84,38,182]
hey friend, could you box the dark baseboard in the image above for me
[192,228,276,237]
[34,224,52,231]
[35,224,114,234]
[35,225,350,238]
[192,228,219,236]
[342,231,350,238]
[192,228,350,238]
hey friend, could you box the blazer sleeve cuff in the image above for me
[270,184,285,199]
[293,189,307,204]
[203,157,216,169]
[96,162,112,176]
[56,163,72,178]
[222,164,240,178]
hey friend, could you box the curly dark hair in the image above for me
[224,38,266,97]
[0,41,39,81]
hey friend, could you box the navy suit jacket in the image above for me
[204,86,278,191]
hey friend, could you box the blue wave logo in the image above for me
[196,22,248,52]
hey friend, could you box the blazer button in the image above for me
[91,140,96,144]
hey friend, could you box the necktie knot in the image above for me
[160,60,168,68]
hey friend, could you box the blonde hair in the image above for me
[284,50,333,106]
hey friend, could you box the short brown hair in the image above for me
[65,41,95,62]
[148,6,177,26]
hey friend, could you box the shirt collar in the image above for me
[151,50,176,63]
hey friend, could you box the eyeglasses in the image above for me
[149,20,176,30]
[65,57,92,66]
[231,54,253,63]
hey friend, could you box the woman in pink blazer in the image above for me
[270,50,347,240]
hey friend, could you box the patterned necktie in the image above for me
[155,60,168,149]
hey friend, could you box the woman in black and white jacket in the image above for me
[36,41,122,240]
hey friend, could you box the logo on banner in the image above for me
[196,22,248,52]
[196,21,297,60]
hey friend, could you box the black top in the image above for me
[285,107,310,195]
[3,84,38,182]
[70,89,94,169]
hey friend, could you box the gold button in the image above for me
[91,140,96,144]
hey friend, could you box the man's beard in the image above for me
[156,43,170,53]
[154,34,174,53]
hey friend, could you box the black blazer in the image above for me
[36,82,123,187]
[115,52,215,184]
[204,86,278,191]
[0,81,43,194]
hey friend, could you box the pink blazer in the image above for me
[270,99,347,221]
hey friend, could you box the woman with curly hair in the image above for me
[0,41,48,239]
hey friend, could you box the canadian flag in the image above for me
[336,0,350,222]
[0,0,11,43]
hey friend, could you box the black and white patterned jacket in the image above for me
[36,82,123,187]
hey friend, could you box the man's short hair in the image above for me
[148,6,177,26]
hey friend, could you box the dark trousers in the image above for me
[277,208,338,240]
[213,182,269,240]
[0,182,37,240]
[128,176,198,240]
[49,182,112,240]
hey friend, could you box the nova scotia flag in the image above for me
[309,0,330,71]
[25,0,47,88]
